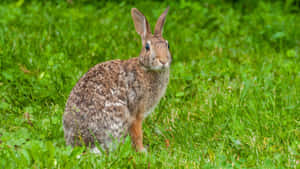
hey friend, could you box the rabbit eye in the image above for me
[145,43,150,51]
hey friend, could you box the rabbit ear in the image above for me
[131,8,151,39]
[154,7,169,37]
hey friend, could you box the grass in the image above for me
[0,0,299,168]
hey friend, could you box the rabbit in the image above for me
[63,7,171,153]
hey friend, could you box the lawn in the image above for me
[0,0,299,168]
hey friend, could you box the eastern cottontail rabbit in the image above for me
[63,7,171,152]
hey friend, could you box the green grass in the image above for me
[0,0,299,168]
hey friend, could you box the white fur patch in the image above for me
[111,123,120,130]
[110,89,116,95]
[105,102,123,107]
[91,147,101,154]
[105,99,126,107]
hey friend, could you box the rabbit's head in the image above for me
[131,7,171,71]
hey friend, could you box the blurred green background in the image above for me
[0,0,299,168]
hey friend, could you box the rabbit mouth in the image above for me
[149,63,170,71]
[140,58,170,71]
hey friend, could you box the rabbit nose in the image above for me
[159,59,167,65]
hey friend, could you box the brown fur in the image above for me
[63,7,171,152]
[130,117,144,151]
